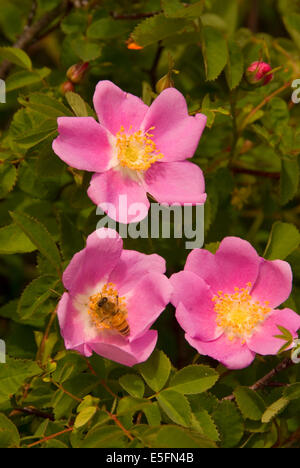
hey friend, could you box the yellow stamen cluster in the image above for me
[116,125,164,171]
[212,282,271,342]
[88,282,127,331]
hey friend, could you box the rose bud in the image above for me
[66,62,89,84]
[60,81,75,94]
[245,61,273,86]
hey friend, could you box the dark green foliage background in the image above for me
[0,0,300,448]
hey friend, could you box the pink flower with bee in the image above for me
[57,228,172,366]
[52,80,207,223]
[170,237,300,369]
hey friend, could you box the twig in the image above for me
[27,427,73,448]
[10,406,54,421]
[223,357,293,401]
[0,0,71,79]
[36,307,58,365]
[148,44,164,90]
[111,11,160,20]
[230,166,281,179]
[239,81,292,132]
[104,409,134,441]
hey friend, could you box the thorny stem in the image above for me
[223,357,294,401]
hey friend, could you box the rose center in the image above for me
[116,125,164,171]
[212,282,271,342]
[88,282,128,332]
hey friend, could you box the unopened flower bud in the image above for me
[155,73,174,94]
[66,62,89,84]
[245,61,273,86]
[60,81,75,94]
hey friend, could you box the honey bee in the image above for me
[96,296,130,337]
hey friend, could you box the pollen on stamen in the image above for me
[213,283,271,342]
[116,125,164,171]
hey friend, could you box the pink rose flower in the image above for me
[246,61,273,85]
[52,81,207,223]
[170,237,300,369]
[57,228,172,366]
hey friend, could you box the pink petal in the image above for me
[57,293,93,355]
[141,87,207,162]
[63,228,123,295]
[108,250,166,295]
[93,80,148,135]
[144,161,206,204]
[126,272,172,341]
[52,117,113,172]
[90,330,158,366]
[87,169,150,224]
[251,259,292,308]
[170,271,221,341]
[247,308,300,355]
[185,237,261,294]
[186,334,255,370]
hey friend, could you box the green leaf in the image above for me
[117,396,150,416]
[137,349,171,392]
[0,413,20,448]
[169,365,219,394]
[19,93,73,119]
[65,91,88,117]
[132,14,187,47]
[58,212,84,261]
[157,389,191,427]
[234,387,266,421]
[162,0,205,18]
[0,358,41,403]
[225,40,244,89]
[18,275,59,321]
[13,123,57,149]
[201,26,228,81]
[143,425,217,448]
[261,397,289,423]
[74,406,97,429]
[143,402,161,426]
[283,14,300,49]
[80,425,126,448]
[61,9,88,35]
[283,383,300,401]
[190,409,220,441]
[119,374,145,398]
[10,211,62,275]
[87,17,131,39]
[6,67,51,92]
[0,224,36,254]
[0,46,32,70]
[70,37,102,61]
[264,222,300,260]
[0,164,17,198]
[213,400,244,448]
[280,158,299,205]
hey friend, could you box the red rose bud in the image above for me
[66,62,89,84]
[245,61,273,86]
[60,81,75,94]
